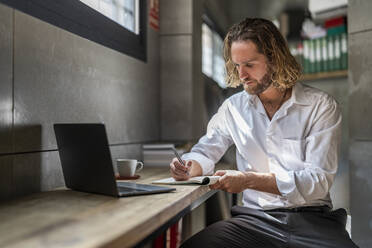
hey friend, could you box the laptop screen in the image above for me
[54,123,118,196]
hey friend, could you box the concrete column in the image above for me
[348,0,372,246]
[160,0,204,141]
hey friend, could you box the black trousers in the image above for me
[181,205,358,248]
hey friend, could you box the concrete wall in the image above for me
[0,2,160,201]
[348,0,372,246]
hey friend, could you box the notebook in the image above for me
[54,123,175,197]
[153,176,220,185]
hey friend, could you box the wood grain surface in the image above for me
[0,164,232,248]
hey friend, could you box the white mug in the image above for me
[117,159,144,177]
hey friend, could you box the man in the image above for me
[170,18,357,247]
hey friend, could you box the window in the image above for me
[80,0,139,34]
[202,24,213,77]
[202,22,226,88]
[213,32,225,88]
[0,0,147,61]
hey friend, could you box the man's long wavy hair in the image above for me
[224,18,302,89]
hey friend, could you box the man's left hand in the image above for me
[209,170,249,193]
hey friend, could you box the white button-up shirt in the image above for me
[182,83,341,210]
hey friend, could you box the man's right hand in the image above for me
[170,158,191,181]
[170,158,203,181]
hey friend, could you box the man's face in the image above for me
[231,40,272,95]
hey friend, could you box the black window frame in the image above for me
[0,0,147,62]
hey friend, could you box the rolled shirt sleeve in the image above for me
[182,101,234,175]
[275,97,342,205]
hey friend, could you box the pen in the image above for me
[172,148,189,175]
[172,147,185,166]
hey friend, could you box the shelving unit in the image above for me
[301,69,347,81]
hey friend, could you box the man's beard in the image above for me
[243,71,272,95]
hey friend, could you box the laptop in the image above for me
[54,123,175,197]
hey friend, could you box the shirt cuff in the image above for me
[181,152,215,175]
[275,170,306,205]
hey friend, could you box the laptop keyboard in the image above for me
[116,181,175,196]
[117,186,146,193]
[116,181,150,192]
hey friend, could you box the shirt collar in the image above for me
[244,91,259,106]
[244,82,311,107]
[290,82,312,105]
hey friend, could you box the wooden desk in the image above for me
[0,164,231,248]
